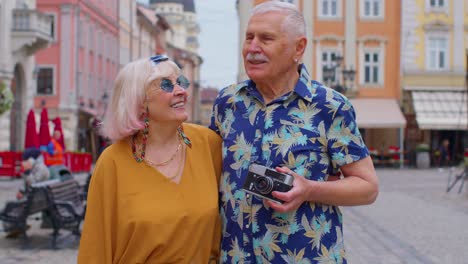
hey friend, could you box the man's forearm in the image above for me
[305,176,378,206]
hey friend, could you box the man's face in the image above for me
[242,12,296,83]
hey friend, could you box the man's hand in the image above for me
[266,166,314,213]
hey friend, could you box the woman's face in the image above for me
[145,73,190,124]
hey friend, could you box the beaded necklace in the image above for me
[131,110,192,164]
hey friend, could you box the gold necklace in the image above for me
[146,144,185,180]
[145,141,182,167]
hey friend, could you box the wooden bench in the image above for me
[45,178,85,248]
[0,184,50,238]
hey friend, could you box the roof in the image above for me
[200,88,219,103]
[138,5,157,25]
[411,90,468,130]
[182,0,195,12]
[349,98,407,129]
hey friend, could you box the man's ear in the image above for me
[295,36,307,58]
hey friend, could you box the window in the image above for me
[48,14,56,40]
[322,51,338,82]
[319,0,339,18]
[427,37,447,70]
[425,0,448,12]
[361,0,384,18]
[363,51,380,84]
[429,0,445,8]
[36,67,54,95]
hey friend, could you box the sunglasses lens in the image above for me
[177,75,190,89]
[160,79,174,92]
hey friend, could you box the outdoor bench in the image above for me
[0,183,50,237]
[45,178,85,248]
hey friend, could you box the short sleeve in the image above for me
[326,98,369,170]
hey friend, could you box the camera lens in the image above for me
[254,176,273,195]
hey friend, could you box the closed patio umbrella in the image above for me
[24,109,39,149]
[38,108,51,149]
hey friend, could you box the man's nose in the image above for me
[246,38,261,52]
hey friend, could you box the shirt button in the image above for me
[246,224,250,228]
[247,253,251,257]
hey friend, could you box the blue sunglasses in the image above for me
[149,55,190,92]
[160,75,190,93]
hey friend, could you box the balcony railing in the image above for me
[11,9,54,53]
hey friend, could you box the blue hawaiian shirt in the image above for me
[209,65,369,264]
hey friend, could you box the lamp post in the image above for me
[322,54,356,96]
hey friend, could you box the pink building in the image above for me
[36,0,119,153]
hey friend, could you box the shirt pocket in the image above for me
[284,128,330,181]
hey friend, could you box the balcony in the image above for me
[11,9,54,55]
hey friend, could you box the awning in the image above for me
[350,99,407,129]
[411,90,468,130]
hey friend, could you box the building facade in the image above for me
[401,0,468,165]
[0,0,54,151]
[199,87,219,126]
[36,0,119,155]
[237,0,406,162]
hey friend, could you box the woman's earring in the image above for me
[294,58,299,64]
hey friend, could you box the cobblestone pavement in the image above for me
[344,167,468,264]
[0,168,467,263]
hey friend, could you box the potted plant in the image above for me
[0,81,14,115]
[415,143,430,169]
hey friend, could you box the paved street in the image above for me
[0,167,467,263]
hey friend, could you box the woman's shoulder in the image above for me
[97,140,131,162]
[182,123,221,145]
[183,123,217,137]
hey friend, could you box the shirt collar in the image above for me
[235,64,314,103]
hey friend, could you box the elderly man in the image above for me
[210,1,379,263]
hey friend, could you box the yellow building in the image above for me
[237,0,407,164]
[401,0,468,165]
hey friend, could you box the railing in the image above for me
[12,9,53,39]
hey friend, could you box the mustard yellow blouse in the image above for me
[78,124,222,264]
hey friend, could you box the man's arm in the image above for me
[268,156,378,213]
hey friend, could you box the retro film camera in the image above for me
[242,163,294,204]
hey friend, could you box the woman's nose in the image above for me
[173,84,187,95]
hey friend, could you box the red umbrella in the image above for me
[52,117,65,150]
[39,108,51,148]
[24,109,39,148]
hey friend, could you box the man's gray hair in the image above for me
[250,1,306,38]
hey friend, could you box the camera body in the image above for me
[242,163,294,204]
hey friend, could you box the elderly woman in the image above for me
[78,55,222,263]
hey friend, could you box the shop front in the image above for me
[350,98,407,168]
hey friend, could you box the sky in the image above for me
[196,0,239,89]
[139,0,239,89]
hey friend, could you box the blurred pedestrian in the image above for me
[438,139,451,167]
[78,55,222,263]
[19,147,50,195]
[45,130,65,166]
[4,147,50,238]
